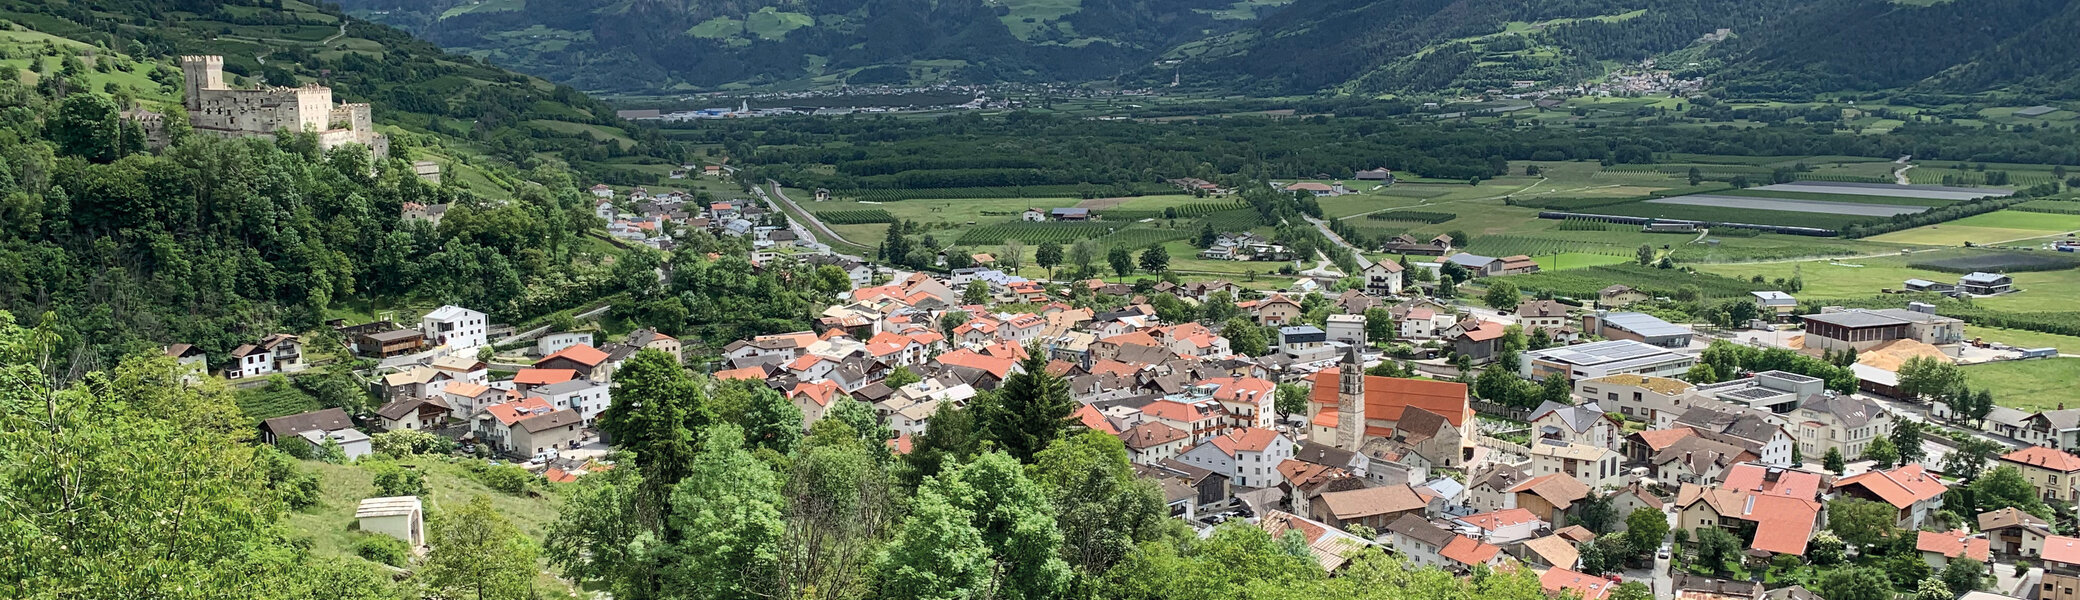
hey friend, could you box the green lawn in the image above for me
[1969,326,2080,352]
[1694,249,2080,312]
[285,456,572,592]
[1867,210,2080,246]
[1965,358,2080,412]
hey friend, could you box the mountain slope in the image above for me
[1160,0,2080,99]
[335,0,1277,94]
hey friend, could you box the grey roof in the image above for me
[533,379,602,396]
[1799,394,1884,429]
[262,408,354,436]
[1751,291,1795,305]
[1524,340,1688,370]
[2037,408,2080,430]
[1903,279,1943,287]
[1600,312,1692,339]
[1445,252,1497,268]
[1527,401,1607,434]
[1050,207,1090,215]
[1983,405,2033,427]
[375,397,451,421]
[1960,272,2011,284]
[1386,513,1458,547]
[518,409,583,433]
[1279,325,1325,336]
[1294,443,1359,469]
[1803,310,1909,328]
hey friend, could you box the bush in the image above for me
[353,534,412,567]
[371,430,455,457]
[477,464,532,495]
[369,462,428,497]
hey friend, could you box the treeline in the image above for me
[1710,0,2080,101]
[688,111,2080,199]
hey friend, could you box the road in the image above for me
[764,182,869,260]
[1893,155,1915,185]
[1301,215,1374,271]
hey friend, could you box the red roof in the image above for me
[540,343,609,367]
[1440,535,1502,566]
[544,467,579,483]
[2044,535,2080,566]
[935,349,1015,379]
[1308,371,1470,427]
[1631,426,1697,451]
[1916,530,1991,563]
[485,397,557,426]
[786,354,827,372]
[789,380,843,407]
[1835,463,1947,509]
[2004,446,2080,472]
[1458,320,1508,342]
[1540,568,1614,600]
[888,432,913,455]
[1206,427,1282,456]
[1459,508,1540,532]
[1198,376,1275,403]
[713,366,765,381]
[513,369,578,386]
[1075,404,1118,435]
[1719,464,1824,500]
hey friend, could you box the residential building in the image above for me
[1516,300,1572,331]
[1176,427,1296,489]
[1325,314,1368,348]
[1386,513,1461,569]
[1467,464,1529,512]
[259,407,356,446]
[1597,285,1650,307]
[1752,291,1797,321]
[227,333,305,379]
[420,305,489,352]
[1257,510,1377,573]
[1529,401,1618,450]
[537,344,613,379]
[1120,421,1192,466]
[1582,311,1693,348]
[1200,375,1277,429]
[1310,483,1431,531]
[2000,446,2080,504]
[1508,473,1592,526]
[1673,481,1820,557]
[1528,440,1625,488]
[1833,464,1947,529]
[534,379,611,426]
[1451,321,1508,364]
[537,332,594,357]
[1980,507,2052,558]
[1540,568,1614,600]
[1363,260,1404,296]
[1958,272,2014,296]
[1673,405,1796,466]
[1520,340,1695,382]
[1915,529,1991,570]
[1576,374,1694,429]
[1454,507,1546,545]
[1790,392,1893,461]
[374,397,452,432]
[1800,307,1965,352]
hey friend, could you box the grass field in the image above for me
[1866,211,2080,246]
[234,377,323,422]
[1695,249,2080,312]
[1964,358,2080,412]
[1969,326,2080,352]
[286,457,572,593]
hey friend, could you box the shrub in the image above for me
[477,464,532,495]
[369,462,428,497]
[371,429,455,457]
[353,534,412,567]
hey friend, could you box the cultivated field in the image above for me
[1964,358,2080,412]
[1866,211,2080,246]
[1695,248,2080,312]
[1644,194,1929,217]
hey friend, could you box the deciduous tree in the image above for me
[424,495,541,600]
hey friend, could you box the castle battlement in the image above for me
[178,55,386,158]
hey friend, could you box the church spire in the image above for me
[1335,345,1365,451]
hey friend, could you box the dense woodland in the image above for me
[703,112,2080,195]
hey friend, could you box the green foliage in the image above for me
[1364,210,1457,224]
[1860,436,1899,468]
[476,464,533,495]
[424,495,540,600]
[812,208,895,224]
[1029,432,1169,579]
[1693,527,1741,574]
[1819,566,1894,600]
[353,533,413,567]
[1808,530,1846,566]
[369,460,430,497]
[1823,447,1847,475]
[371,428,455,457]
[1943,558,1986,595]
[956,222,1113,246]
[1827,497,1902,549]
[1481,280,1520,310]
[1624,507,1669,558]
[600,348,711,521]
[664,424,787,599]
[1222,317,1268,357]
[982,350,1078,463]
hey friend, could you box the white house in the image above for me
[1325,314,1368,348]
[533,379,611,426]
[1176,427,1295,489]
[226,334,305,379]
[421,305,488,352]
[537,332,594,357]
[1363,261,1404,296]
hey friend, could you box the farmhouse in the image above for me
[1355,168,1395,181]
[1381,234,1454,256]
[1049,208,1092,221]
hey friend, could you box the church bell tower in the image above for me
[1335,345,1365,451]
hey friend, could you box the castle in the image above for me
[178,56,387,158]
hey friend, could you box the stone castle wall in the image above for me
[177,55,386,158]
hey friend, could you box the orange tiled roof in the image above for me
[540,344,609,367]
[1309,371,1470,426]
[513,369,578,386]
[2004,446,2080,472]
[1835,463,1947,509]
[1916,530,1991,563]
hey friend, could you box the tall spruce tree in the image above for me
[982,348,1078,463]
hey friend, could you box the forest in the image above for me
[700,111,2080,196]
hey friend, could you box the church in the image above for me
[1308,347,1475,474]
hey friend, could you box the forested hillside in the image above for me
[336,0,1269,94]
[0,0,709,368]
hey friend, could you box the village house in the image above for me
[1120,421,1192,466]
[1380,233,1454,257]
[1516,300,1572,331]
[1310,484,1431,531]
[1673,478,1821,557]
[2000,446,2080,504]
[1833,463,1947,529]
[373,397,453,432]
[1576,374,1694,429]
[1752,291,1797,322]
[1507,473,1592,527]
[537,331,595,357]
[1176,427,1296,489]
[1466,464,1529,512]
[533,379,611,426]
[1582,311,1693,348]
[1363,260,1405,296]
[420,305,489,352]
[1597,285,1650,307]
[1916,530,1992,570]
[1528,401,1619,451]
[479,398,582,459]
[1981,507,2053,558]
[226,333,305,379]
[1788,392,1893,461]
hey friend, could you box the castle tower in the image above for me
[1335,344,1365,451]
[180,56,224,110]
